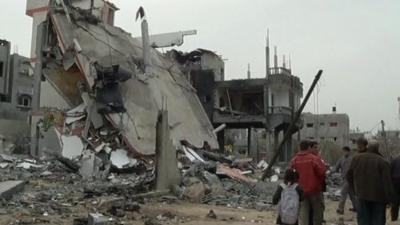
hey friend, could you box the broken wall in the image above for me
[39,1,218,156]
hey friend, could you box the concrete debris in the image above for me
[257,160,268,170]
[109,149,131,169]
[0,162,9,169]
[40,1,218,157]
[217,164,257,184]
[16,162,44,169]
[270,175,279,182]
[79,153,104,180]
[88,213,108,225]
[0,180,25,200]
[0,153,17,162]
[60,135,84,159]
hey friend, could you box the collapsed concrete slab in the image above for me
[38,0,218,156]
[0,180,25,200]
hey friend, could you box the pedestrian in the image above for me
[290,140,327,225]
[273,168,303,225]
[308,141,328,225]
[335,146,357,214]
[346,142,396,225]
[356,137,368,153]
[390,154,400,221]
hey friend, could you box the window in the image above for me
[17,95,32,108]
[334,137,337,141]
[329,122,338,127]
[0,61,3,77]
[306,123,314,128]
[319,122,325,126]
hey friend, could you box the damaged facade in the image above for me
[27,0,218,160]
[170,42,303,162]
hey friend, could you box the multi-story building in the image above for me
[0,39,34,110]
[300,112,350,147]
[0,39,33,141]
[172,39,303,162]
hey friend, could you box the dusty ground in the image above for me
[0,177,397,225]
[0,173,397,225]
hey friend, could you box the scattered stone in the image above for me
[207,209,217,219]
[88,213,108,225]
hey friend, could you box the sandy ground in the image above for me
[0,178,397,225]
[0,195,398,225]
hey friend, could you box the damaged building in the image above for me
[169,41,303,162]
[26,0,218,162]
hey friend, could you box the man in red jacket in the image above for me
[290,140,327,225]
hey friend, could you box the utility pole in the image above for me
[380,120,390,159]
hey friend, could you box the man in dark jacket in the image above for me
[391,154,400,221]
[335,146,357,214]
[346,142,395,225]
[290,140,327,225]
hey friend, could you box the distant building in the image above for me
[0,39,33,110]
[300,112,350,147]
[0,39,33,141]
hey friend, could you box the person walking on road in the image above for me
[346,142,395,225]
[335,146,357,214]
[290,140,327,225]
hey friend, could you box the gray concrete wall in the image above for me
[0,118,29,141]
[300,112,350,147]
[0,102,30,141]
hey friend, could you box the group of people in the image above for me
[272,138,400,225]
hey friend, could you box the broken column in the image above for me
[155,110,181,191]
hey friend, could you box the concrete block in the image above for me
[0,180,25,200]
[88,213,108,225]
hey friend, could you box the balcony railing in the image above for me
[269,67,292,76]
[269,106,293,115]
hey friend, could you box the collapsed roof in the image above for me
[40,0,218,156]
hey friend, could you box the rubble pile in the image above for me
[174,144,279,210]
[325,172,343,201]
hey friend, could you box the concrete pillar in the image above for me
[155,110,181,191]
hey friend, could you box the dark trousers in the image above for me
[299,193,324,225]
[357,199,386,225]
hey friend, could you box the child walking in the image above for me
[273,168,303,225]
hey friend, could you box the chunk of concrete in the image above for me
[88,213,108,225]
[0,180,25,200]
[110,149,130,169]
[79,153,102,180]
[60,135,84,159]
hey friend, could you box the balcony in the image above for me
[269,106,292,115]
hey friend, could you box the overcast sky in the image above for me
[2,0,400,132]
